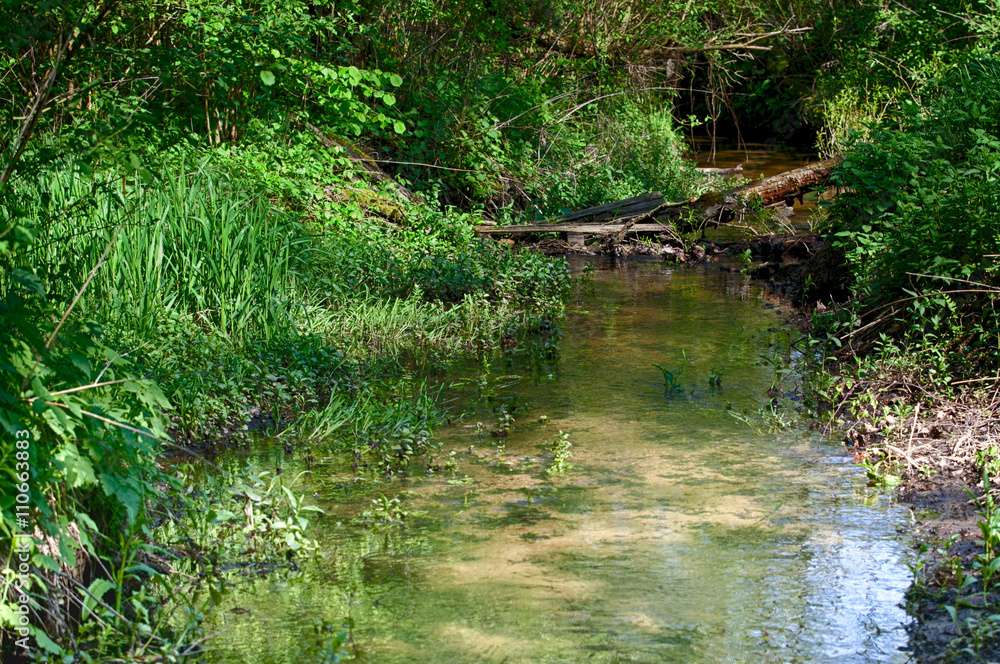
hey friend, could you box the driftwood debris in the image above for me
[735,158,839,207]
[477,158,839,241]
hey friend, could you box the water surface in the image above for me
[205,261,911,663]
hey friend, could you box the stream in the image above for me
[202,258,913,663]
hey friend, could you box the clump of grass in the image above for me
[27,161,306,345]
[314,293,460,357]
[283,379,440,476]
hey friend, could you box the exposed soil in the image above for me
[832,378,1000,662]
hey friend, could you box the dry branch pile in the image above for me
[833,370,1000,496]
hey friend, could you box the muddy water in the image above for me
[205,261,912,663]
[695,143,816,179]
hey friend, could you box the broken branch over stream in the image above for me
[477,158,839,242]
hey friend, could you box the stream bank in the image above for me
[489,146,999,661]
[200,259,913,663]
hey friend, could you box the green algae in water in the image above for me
[202,260,912,663]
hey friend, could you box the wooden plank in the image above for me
[476,222,674,235]
[557,193,663,222]
[477,158,841,239]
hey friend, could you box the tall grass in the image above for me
[298,290,528,360]
[21,160,307,345]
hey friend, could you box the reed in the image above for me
[22,160,307,345]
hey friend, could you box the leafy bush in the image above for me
[0,185,172,654]
[529,102,700,214]
[825,55,1000,376]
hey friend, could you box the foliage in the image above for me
[543,431,574,477]
[15,0,1000,658]
[822,54,1000,379]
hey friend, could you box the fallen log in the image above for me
[476,158,840,239]
[732,158,839,207]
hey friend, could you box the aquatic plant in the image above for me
[738,248,754,275]
[356,495,408,528]
[708,369,723,390]
[493,406,516,438]
[653,363,685,399]
[860,452,902,490]
[974,466,1000,593]
[544,431,574,477]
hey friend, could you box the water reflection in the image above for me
[204,260,912,663]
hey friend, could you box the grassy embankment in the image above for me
[1,2,710,658]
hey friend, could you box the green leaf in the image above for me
[125,563,160,580]
[55,443,97,488]
[260,70,276,86]
[30,377,52,402]
[10,268,44,296]
[31,627,62,655]
[81,578,116,620]
[393,120,406,135]
[389,73,403,87]
[34,554,60,573]
[99,473,142,522]
[0,603,17,627]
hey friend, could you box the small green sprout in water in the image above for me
[442,450,459,476]
[493,406,516,437]
[654,364,684,398]
[356,495,408,528]
[544,431,574,477]
[860,451,901,490]
[577,263,597,296]
[313,620,353,663]
[738,248,753,275]
[708,368,723,390]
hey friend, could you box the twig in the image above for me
[26,379,128,403]
[45,239,113,350]
[45,401,155,439]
